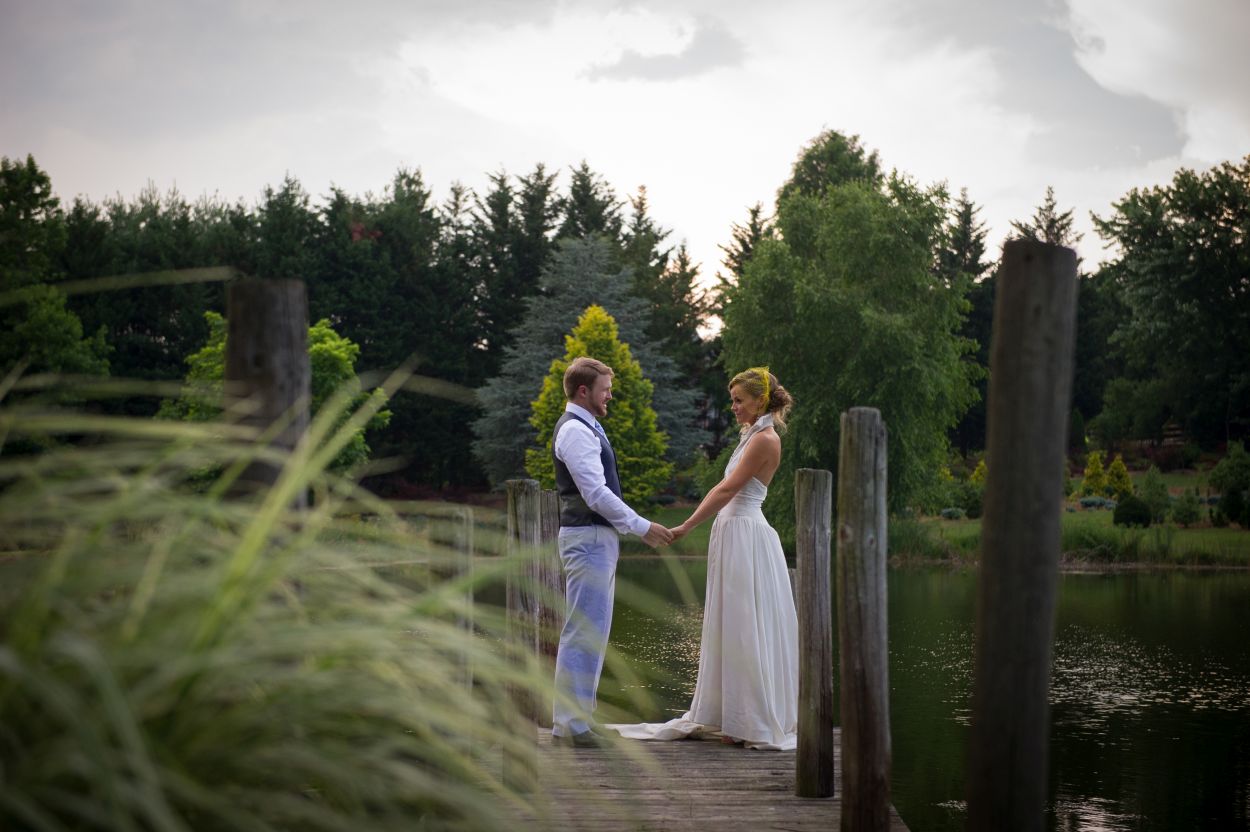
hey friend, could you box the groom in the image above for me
[551,356,672,748]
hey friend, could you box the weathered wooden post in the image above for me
[224,278,310,507]
[453,505,475,692]
[837,407,890,831]
[795,468,835,799]
[966,240,1078,831]
[504,479,542,789]
[535,489,564,729]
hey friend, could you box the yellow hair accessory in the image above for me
[756,366,770,415]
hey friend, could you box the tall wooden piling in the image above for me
[836,407,890,831]
[966,239,1078,832]
[224,278,310,507]
[795,468,835,799]
[504,478,542,790]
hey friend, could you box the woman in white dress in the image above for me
[609,367,798,750]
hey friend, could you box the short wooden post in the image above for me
[454,505,475,692]
[795,468,835,799]
[535,489,564,729]
[966,240,1078,832]
[504,479,541,790]
[224,278,310,507]
[837,407,890,831]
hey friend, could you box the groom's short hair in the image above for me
[564,357,614,400]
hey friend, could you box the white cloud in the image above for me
[1064,0,1250,162]
[3,0,1245,287]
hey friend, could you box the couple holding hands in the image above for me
[550,357,798,751]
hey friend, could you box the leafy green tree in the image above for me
[722,132,976,542]
[1093,157,1250,445]
[160,311,390,471]
[1139,466,1170,523]
[1081,450,1107,497]
[525,305,671,503]
[1106,454,1133,499]
[472,237,705,486]
[776,130,883,203]
[0,156,109,379]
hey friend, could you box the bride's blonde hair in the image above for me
[729,367,793,433]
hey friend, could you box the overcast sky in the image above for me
[3,0,1247,285]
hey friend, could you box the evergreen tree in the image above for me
[556,162,623,242]
[472,237,705,486]
[1106,454,1133,499]
[63,184,217,392]
[525,305,672,504]
[715,203,772,312]
[1011,185,1081,247]
[1081,451,1108,497]
[941,189,993,456]
[1139,466,1171,522]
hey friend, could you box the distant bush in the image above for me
[1219,488,1246,529]
[1079,496,1112,510]
[939,507,966,520]
[1172,489,1202,527]
[1113,494,1152,528]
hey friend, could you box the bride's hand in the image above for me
[669,523,690,541]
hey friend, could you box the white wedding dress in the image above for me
[609,414,799,750]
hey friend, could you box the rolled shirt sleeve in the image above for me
[554,418,651,537]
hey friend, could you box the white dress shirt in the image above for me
[554,403,651,536]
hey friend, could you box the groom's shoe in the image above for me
[552,729,608,749]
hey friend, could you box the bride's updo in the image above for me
[729,367,793,433]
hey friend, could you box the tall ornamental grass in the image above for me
[0,370,626,831]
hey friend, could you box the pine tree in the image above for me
[472,237,706,486]
[943,188,993,456]
[556,162,623,242]
[1011,186,1081,248]
[1139,465,1170,522]
[1081,451,1108,497]
[1106,454,1133,499]
[714,202,772,316]
[525,305,672,504]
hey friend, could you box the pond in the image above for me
[600,561,1250,831]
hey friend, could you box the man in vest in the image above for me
[551,356,673,747]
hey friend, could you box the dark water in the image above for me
[601,562,1250,831]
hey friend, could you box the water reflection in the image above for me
[605,563,1250,832]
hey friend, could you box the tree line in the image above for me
[2,134,1247,518]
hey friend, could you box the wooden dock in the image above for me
[519,728,910,831]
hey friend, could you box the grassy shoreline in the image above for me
[623,501,1248,568]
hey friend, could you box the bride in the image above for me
[609,367,798,750]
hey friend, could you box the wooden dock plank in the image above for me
[518,728,909,831]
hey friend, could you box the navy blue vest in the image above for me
[553,411,622,528]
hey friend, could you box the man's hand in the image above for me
[642,521,673,548]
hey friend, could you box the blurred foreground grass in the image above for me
[0,372,680,830]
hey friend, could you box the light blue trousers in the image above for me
[552,524,619,737]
